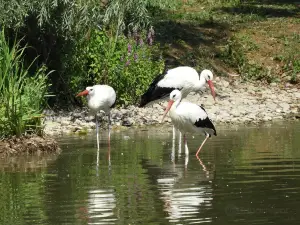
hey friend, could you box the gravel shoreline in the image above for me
[43,77,300,136]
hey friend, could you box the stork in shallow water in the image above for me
[161,89,217,156]
[77,85,116,150]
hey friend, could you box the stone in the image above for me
[74,119,83,125]
[222,80,230,88]
[279,102,290,113]
[266,102,278,110]
[294,92,300,99]
[61,120,70,126]
[263,116,272,121]
[84,116,94,122]
[230,109,240,117]
[72,112,82,118]
[122,118,135,127]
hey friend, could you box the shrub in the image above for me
[71,28,165,106]
[0,30,50,138]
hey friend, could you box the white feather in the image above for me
[87,85,116,114]
[167,90,215,136]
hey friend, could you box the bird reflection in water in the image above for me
[158,137,213,224]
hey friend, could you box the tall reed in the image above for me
[0,30,50,138]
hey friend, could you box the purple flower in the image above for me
[147,28,154,46]
[147,31,152,40]
[149,26,155,36]
[125,60,130,66]
[127,43,132,53]
[139,39,144,46]
[134,53,138,61]
[148,37,153,46]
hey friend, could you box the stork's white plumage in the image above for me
[139,66,215,107]
[161,90,217,156]
[139,66,216,143]
[77,85,116,150]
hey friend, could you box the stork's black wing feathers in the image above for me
[194,106,217,136]
[139,67,174,107]
[199,104,207,113]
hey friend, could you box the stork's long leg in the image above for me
[172,125,176,141]
[108,112,111,145]
[195,133,210,156]
[184,134,189,155]
[196,155,209,178]
[178,131,182,155]
[95,115,100,151]
[96,114,100,177]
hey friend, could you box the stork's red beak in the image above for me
[161,100,174,123]
[207,80,216,101]
[76,90,89,97]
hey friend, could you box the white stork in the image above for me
[161,90,217,157]
[139,66,215,107]
[139,66,216,142]
[77,85,116,150]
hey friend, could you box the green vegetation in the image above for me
[155,0,300,83]
[0,30,50,138]
[0,0,299,137]
[71,29,164,105]
[0,0,174,107]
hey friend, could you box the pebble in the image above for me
[43,77,300,136]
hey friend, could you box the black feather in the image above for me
[198,105,207,113]
[194,117,217,136]
[139,68,174,107]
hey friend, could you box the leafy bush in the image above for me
[71,28,165,105]
[0,30,50,138]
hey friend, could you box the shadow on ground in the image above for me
[218,1,300,18]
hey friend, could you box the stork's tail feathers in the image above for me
[139,66,171,107]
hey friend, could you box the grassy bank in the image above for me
[153,0,300,83]
[0,30,50,138]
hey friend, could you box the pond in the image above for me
[1,121,300,225]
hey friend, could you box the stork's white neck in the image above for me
[195,73,207,90]
[172,97,182,110]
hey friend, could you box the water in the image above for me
[1,121,300,225]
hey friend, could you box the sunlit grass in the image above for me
[154,0,300,83]
[0,30,51,138]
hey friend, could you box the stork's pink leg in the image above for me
[108,113,111,145]
[95,115,100,151]
[195,134,210,156]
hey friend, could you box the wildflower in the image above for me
[125,60,130,66]
[147,27,154,46]
[139,39,144,46]
[149,26,155,37]
[134,53,138,61]
[149,37,153,46]
[127,43,132,54]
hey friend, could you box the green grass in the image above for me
[0,30,51,138]
[153,0,300,83]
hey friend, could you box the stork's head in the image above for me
[200,69,216,101]
[170,89,182,102]
[76,86,95,97]
[161,90,182,123]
